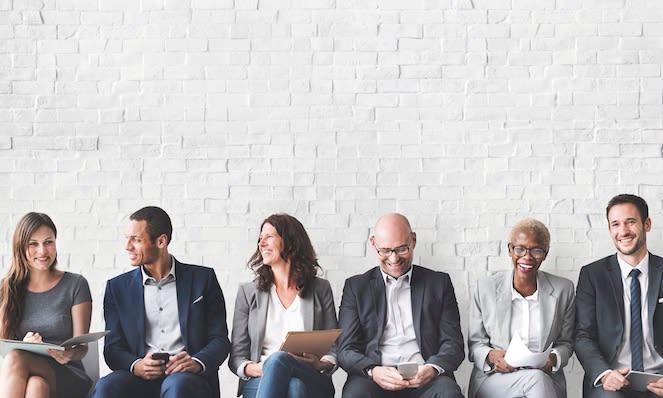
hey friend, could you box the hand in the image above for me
[22,331,43,343]
[601,368,630,392]
[47,346,79,365]
[406,365,438,389]
[646,376,663,396]
[487,349,517,373]
[245,362,263,377]
[290,352,333,373]
[370,366,409,391]
[539,353,556,375]
[166,351,202,375]
[133,352,168,380]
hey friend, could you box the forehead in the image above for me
[373,227,410,246]
[125,219,149,236]
[260,222,278,235]
[29,225,55,240]
[608,203,641,222]
[511,230,542,246]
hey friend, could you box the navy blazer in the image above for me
[102,259,231,397]
[337,265,465,377]
[575,253,663,395]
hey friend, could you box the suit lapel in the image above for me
[648,254,663,327]
[538,272,557,350]
[605,255,625,323]
[175,260,191,345]
[253,288,269,360]
[410,266,424,343]
[302,289,314,330]
[370,269,387,340]
[130,267,146,353]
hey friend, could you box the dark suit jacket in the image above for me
[103,259,231,397]
[575,253,663,395]
[337,265,464,377]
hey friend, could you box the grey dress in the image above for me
[17,271,93,398]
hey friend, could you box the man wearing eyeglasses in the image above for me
[337,213,465,398]
[575,194,663,397]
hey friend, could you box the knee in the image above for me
[91,375,113,397]
[161,373,210,397]
[26,376,50,396]
[1,350,30,374]
[522,369,555,387]
[263,351,293,370]
[426,376,464,398]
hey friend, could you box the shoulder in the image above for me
[62,271,89,285]
[581,255,614,272]
[412,265,451,283]
[539,271,575,292]
[475,270,507,289]
[107,267,141,285]
[344,267,379,287]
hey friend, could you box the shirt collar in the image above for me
[141,256,176,284]
[380,266,413,286]
[617,252,649,280]
[511,275,540,301]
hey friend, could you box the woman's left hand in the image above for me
[290,352,333,372]
[47,345,80,365]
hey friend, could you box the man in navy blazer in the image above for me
[575,194,663,397]
[92,206,230,398]
[338,213,465,398]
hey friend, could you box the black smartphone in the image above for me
[152,352,170,363]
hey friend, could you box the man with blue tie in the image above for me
[92,206,230,398]
[575,194,663,397]
[337,213,465,398]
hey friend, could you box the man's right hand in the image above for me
[371,366,409,391]
[601,368,630,392]
[133,352,168,380]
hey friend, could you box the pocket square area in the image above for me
[192,296,203,304]
[658,297,663,304]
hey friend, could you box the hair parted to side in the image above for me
[248,213,321,297]
[606,194,649,222]
[130,206,173,244]
[0,212,58,339]
[509,218,551,251]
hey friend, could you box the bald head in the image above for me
[371,213,416,278]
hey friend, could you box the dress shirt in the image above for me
[260,286,304,362]
[378,267,427,367]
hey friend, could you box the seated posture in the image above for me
[229,213,338,398]
[0,212,93,398]
[575,194,663,397]
[337,213,465,398]
[468,218,575,398]
[91,206,230,398]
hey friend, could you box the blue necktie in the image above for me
[630,268,644,372]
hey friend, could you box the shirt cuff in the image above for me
[594,369,612,387]
[550,349,561,373]
[192,357,206,373]
[320,354,336,365]
[426,363,444,376]
[238,360,252,380]
[130,358,141,374]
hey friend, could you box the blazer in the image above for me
[103,259,231,397]
[575,253,663,395]
[467,270,575,398]
[337,265,464,377]
[228,277,338,396]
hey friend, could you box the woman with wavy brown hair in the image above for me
[0,212,93,398]
[229,213,338,398]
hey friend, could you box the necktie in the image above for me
[630,268,644,372]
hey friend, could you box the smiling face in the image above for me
[259,222,286,267]
[371,214,416,279]
[26,225,57,272]
[509,230,547,278]
[608,202,651,264]
[124,219,163,267]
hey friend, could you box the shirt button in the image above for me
[161,329,165,333]
[159,307,163,311]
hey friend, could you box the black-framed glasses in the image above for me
[376,244,411,257]
[509,244,547,259]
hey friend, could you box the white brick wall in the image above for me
[2,1,663,397]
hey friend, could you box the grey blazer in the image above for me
[228,277,338,396]
[467,270,575,398]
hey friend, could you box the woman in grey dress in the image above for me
[0,212,93,398]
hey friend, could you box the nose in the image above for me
[125,238,132,251]
[388,250,400,260]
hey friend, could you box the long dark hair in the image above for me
[248,214,321,297]
[0,212,58,339]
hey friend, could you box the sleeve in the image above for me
[550,278,575,370]
[467,278,494,371]
[103,279,141,371]
[229,283,253,375]
[72,273,92,305]
[337,278,375,376]
[316,278,339,365]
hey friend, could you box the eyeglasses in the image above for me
[376,244,411,257]
[509,244,547,259]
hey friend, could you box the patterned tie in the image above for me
[630,268,644,372]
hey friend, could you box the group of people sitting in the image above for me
[1,193,662,398]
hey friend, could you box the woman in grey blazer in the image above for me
[229,213,338,398]
[468,218,575,398]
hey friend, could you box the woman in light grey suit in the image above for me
[468,218,575,398]
[229,213,338,398]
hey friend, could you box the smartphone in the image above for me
[152,352,170,363]
[397,362,419,380]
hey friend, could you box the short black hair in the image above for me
[129,206,173,244]
[606,194,649,222]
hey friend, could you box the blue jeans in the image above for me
[242,352,335,398]
[91,370,213,398]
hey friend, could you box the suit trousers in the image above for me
[584,387,660,398]
[342,374,464,398]
[91,370,213,398]
[475,369,561,398]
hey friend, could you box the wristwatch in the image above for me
[364,365,377,379]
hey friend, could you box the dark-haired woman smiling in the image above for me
[229,213,337,398]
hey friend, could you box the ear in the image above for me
[156,234,168,248]
[645,217,652,232]
[410,232,417,249]
[369,235,376,248]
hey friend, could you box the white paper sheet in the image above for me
[0,330,109,357]
[503,333,552,369]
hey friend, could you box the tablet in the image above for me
[279,329,342,358]
[626,370,663,392]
